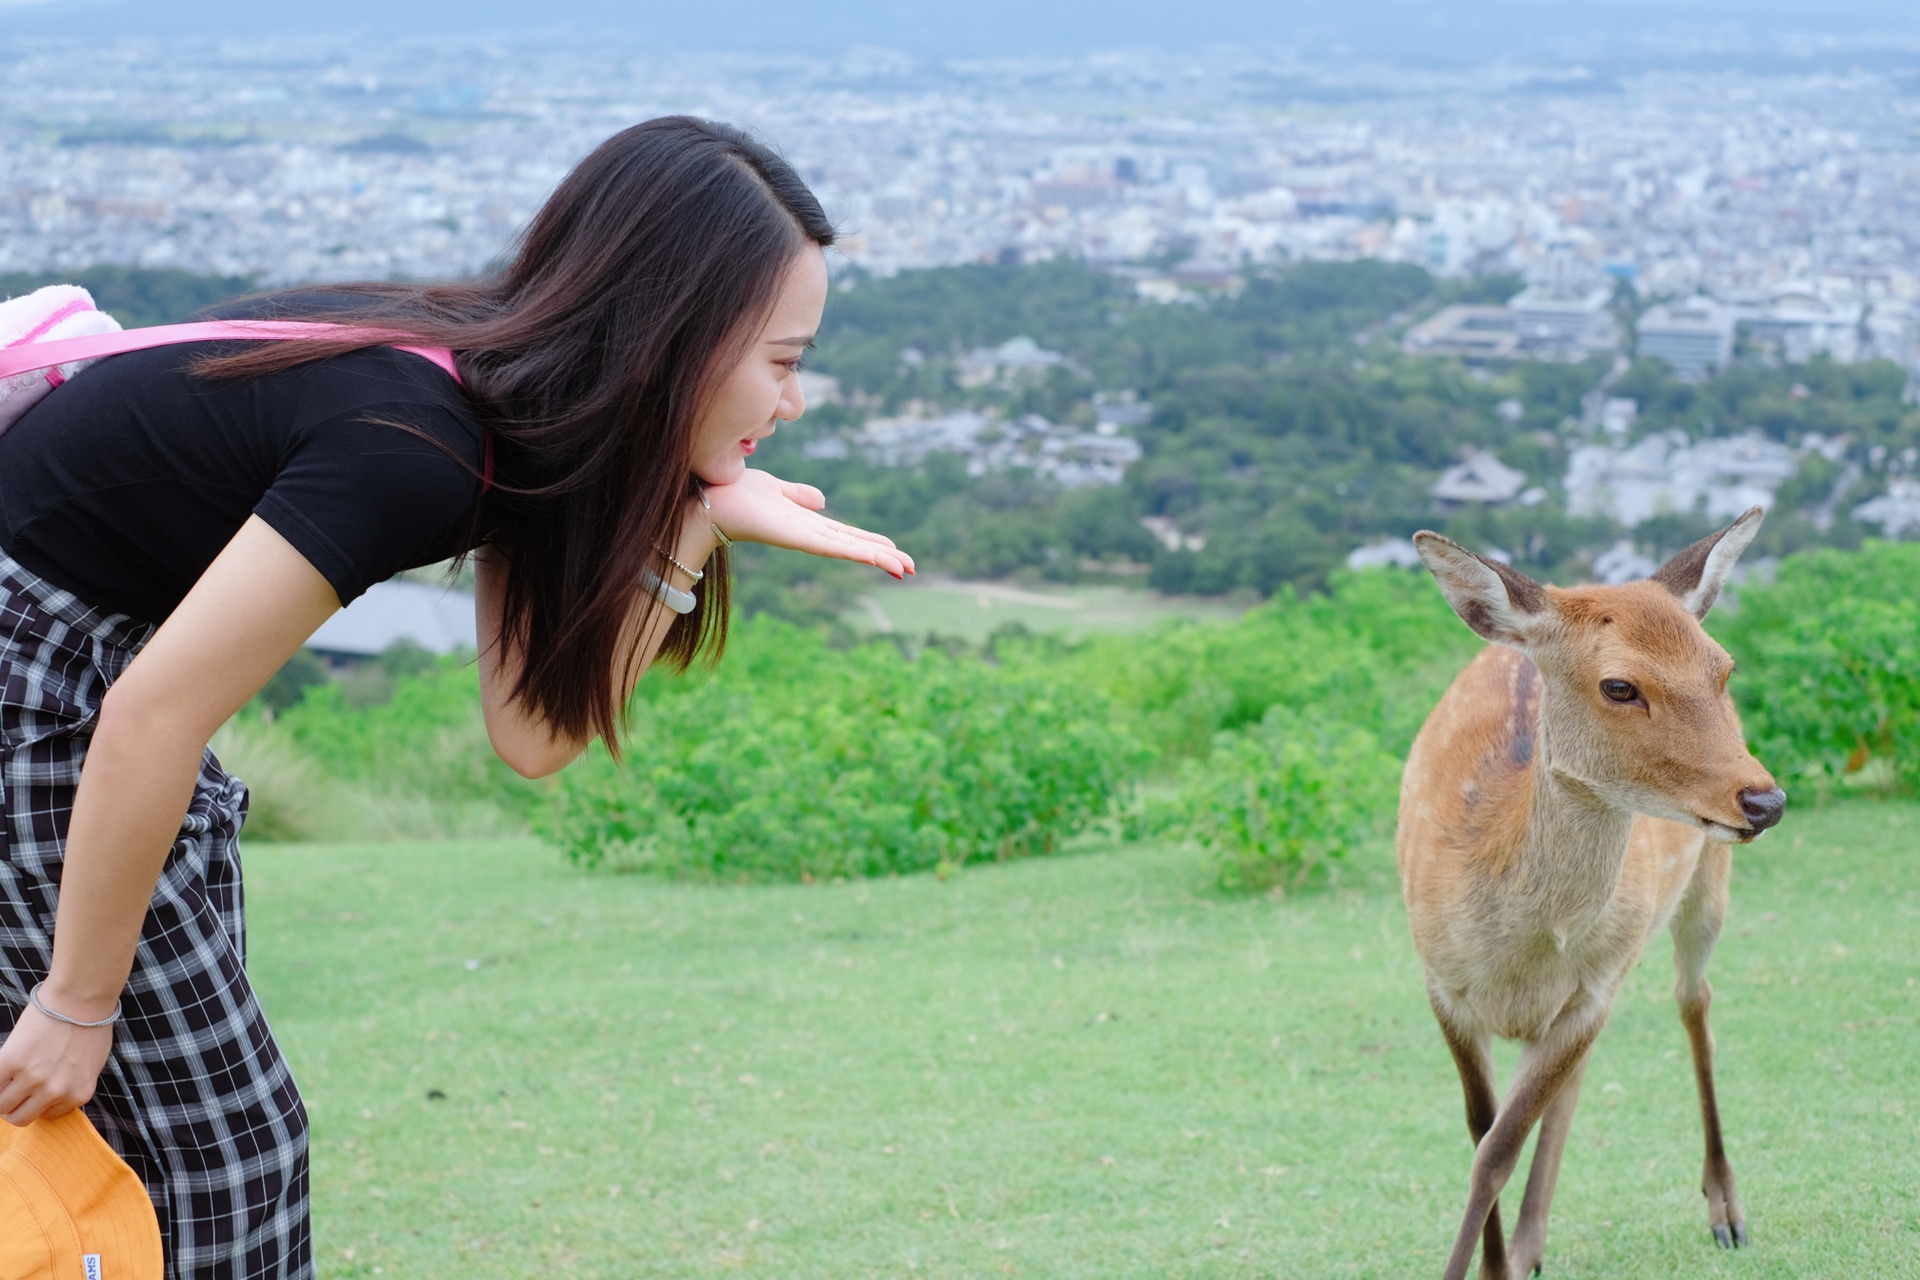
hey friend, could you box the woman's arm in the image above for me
[474,471,913,778]
[475,494,720,778]
[0,515,340,1126]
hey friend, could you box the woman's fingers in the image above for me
[0,1073,64,1127]
[0,1074,27,1121]
[3,1095,49,1128]
[0,1013,109,1126]
[801,520,914,573]
[818,518,899,548]
[760,507,910,567]
[779,479,828,510]
[792,524,908,576]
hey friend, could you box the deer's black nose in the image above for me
[1738,786,1786,832]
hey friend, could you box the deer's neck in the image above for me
[1509,714,1637,930]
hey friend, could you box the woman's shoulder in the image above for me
[196,292,481,441]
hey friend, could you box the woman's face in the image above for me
[690,246,829,486]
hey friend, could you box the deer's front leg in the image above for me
[1434,1003,1510,1280]
[1440,1021,1600,1280]
[1507,1046,1591,1278]
[1673,841,1747,1248]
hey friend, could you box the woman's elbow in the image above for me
[489,727,583,780]
[97,679,214,752]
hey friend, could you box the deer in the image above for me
[1397,507,1786,1280]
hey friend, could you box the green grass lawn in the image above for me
[246,800,1920,1279]
[843,576,1247,643]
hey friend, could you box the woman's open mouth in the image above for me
[740,439,757,456]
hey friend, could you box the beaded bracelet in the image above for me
[29,981,121,1028]
[653,545,705,583]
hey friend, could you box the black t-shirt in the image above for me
[0,292,486,623]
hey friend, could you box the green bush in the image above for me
[1035,567,1478,766]
[1153,707,1401,893]
[1714,541,1920,797]
[546,619,1146,881]
[210,717,330,843]
[271,655,546,836]
[258,648,331,715]
[212,540,1916,876]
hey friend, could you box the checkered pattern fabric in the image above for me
[0,549,312,1280]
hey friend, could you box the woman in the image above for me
[0,116,909,1278]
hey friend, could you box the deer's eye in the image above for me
[1600,679,1640,704]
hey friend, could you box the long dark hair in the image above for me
[196,117,835,751]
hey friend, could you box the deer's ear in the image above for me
[1413,532,1548,647]
[1650,506,1765,620]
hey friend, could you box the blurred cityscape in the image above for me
[3,35,1916,380]
[6,31,1919,607]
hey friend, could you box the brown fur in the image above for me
[1400,566,1778,1279]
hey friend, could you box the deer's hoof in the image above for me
[1711,1222,1749,1249]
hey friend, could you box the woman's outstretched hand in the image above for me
[701,469,915,579]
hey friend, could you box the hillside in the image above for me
[12,261,1915,619]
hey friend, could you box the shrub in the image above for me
[1036,567,1478,766]
[546,618,1145,880]
[258,648,331,715]
[1154,707,1400,893]
[273,655,546,834]
[210,717,330,843]
[1714,541,1920,797]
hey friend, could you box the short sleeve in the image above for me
[253,404,484,606]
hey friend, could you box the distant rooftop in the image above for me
[307,580,476,661]
[1432,453,1529,506]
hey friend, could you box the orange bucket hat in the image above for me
[0,1109,163,1279]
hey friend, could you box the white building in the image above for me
[956,336,1067,387]
[1735,283,1862,364]
[1403,305,1521,361]
[1509,284,1618,353]
[847,408,1140,487]
[1506,243,1619,355]
[1637,299,1737,381]
[1599,397,1639,439]
[1592,539,1659,585]
[1346,538,1423,570]
[1566,429,1797,526]
[1853,480,1920,538]
[1864,300,1918,366]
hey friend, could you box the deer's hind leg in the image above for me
[1672,839,1747,1248]
[1432,998,1512,1280]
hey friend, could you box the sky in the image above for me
[4,0,1918,63]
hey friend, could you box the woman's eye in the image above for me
[1600,679,1640,704]
[782,358,806,374]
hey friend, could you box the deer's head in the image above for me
[1413,509,1785,843]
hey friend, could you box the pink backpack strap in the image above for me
[0,319,462,385]
[0,318,490,493]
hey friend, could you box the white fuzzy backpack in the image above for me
[0,286,125,432]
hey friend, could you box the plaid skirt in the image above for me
[0,549,311,1280]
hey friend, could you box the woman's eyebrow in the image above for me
[768,334,815,348]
